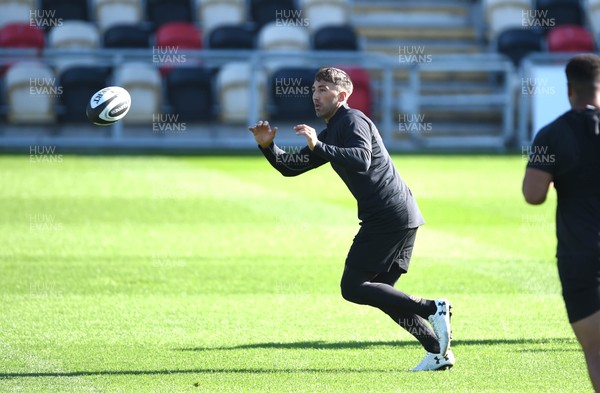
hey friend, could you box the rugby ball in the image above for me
[86,86,131,126]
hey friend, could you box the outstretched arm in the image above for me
[294,119,372,172]
[249,121,327,177]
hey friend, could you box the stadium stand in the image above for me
[0,22,45,50]
[299,0,350,32]
[0,0,36,28]
[313,25,359,51]
[58,65,110,122]
[0,0,540,150]
[103,24,151,48]
[113,61,161,124]
[165,66,215,122]
[497,27,545,66]
[5,61,57,124]
[93,0,144,33]
[547,24,595,52]
[207,25,255,49]
[588,0,600,36]
[195,0,246,37]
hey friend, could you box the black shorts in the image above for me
[345,226,417,273]
[557,256,600,323]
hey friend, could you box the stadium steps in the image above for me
[351,0,508,146]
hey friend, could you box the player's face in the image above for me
[312,80,342,121]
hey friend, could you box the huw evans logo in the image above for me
[152,113,187,134]
[522,145,556,164]
[521,78,556,95]
[276,146,310,165]
[29,78,63,97]
[399,46,432,64]
[398,113,432,134]
[275,78,310,97]
[152,46,186,64]
[30,9,63,28]
[275,9,309,27]
[522,10,556,29]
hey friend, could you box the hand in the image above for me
[294,124,318,150]
[249,120,277,149]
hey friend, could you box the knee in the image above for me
[340,277,361,303]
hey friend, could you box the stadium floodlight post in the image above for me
[247,52,261,127]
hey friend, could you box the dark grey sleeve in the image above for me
[259,142,328,177]
[311,117,372,172]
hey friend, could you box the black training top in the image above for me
[527,109,600,257]
[259,105,424,230]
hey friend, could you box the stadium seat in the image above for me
[547,25,595,52]
[216,61,266,123]
[48,21,100,70]
[208,25,255,49]
[113,62,162,124]
[93,0,143,32]
[250,0,296,28]
[339,66,372,118]
[147,0,193,29]
[0,0,36,28]
[0,22,45,50]
[48,20,100,49]
[195,0,246,36]
[103,24,151,48]
[496,28,545,66]
[536,0,584,28]
[269,67,318,121]
[40,0,90,22]
[483,0,533,40]
[257,22,309,51]
[299,0,349,32]
[155,22,202,49]
[58,66,110,122]
[5,62,57,124]
[165,67,215,122]
[313,25,358,51]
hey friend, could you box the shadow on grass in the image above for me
[177,337,578,351]
[0,337,578,380]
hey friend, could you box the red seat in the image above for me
[155,22,202,49]
[338,66,372,118]
[547,25,595,52]
[0,22,45,50]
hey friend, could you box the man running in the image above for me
[523,54,600,391]
[249,67,454,371]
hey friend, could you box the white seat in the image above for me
[483,0,533,40]
[47,21,100,71]
[113,62,161,124]
[257,21,310,51]
[93,0,143,32]
[217,61,266,124]
[196,0,245,36]
[48,20,100,48]
[299,0,349,32]
[5,61,57,124]
[0,0,36,28]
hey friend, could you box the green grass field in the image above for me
[0,154,591,392]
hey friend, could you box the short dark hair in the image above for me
[314,67,353,96]
[565,54,600,99]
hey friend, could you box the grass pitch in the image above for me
[0,154,591,392]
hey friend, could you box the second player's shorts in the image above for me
[558,256,600,323]
[345,226,418,273]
